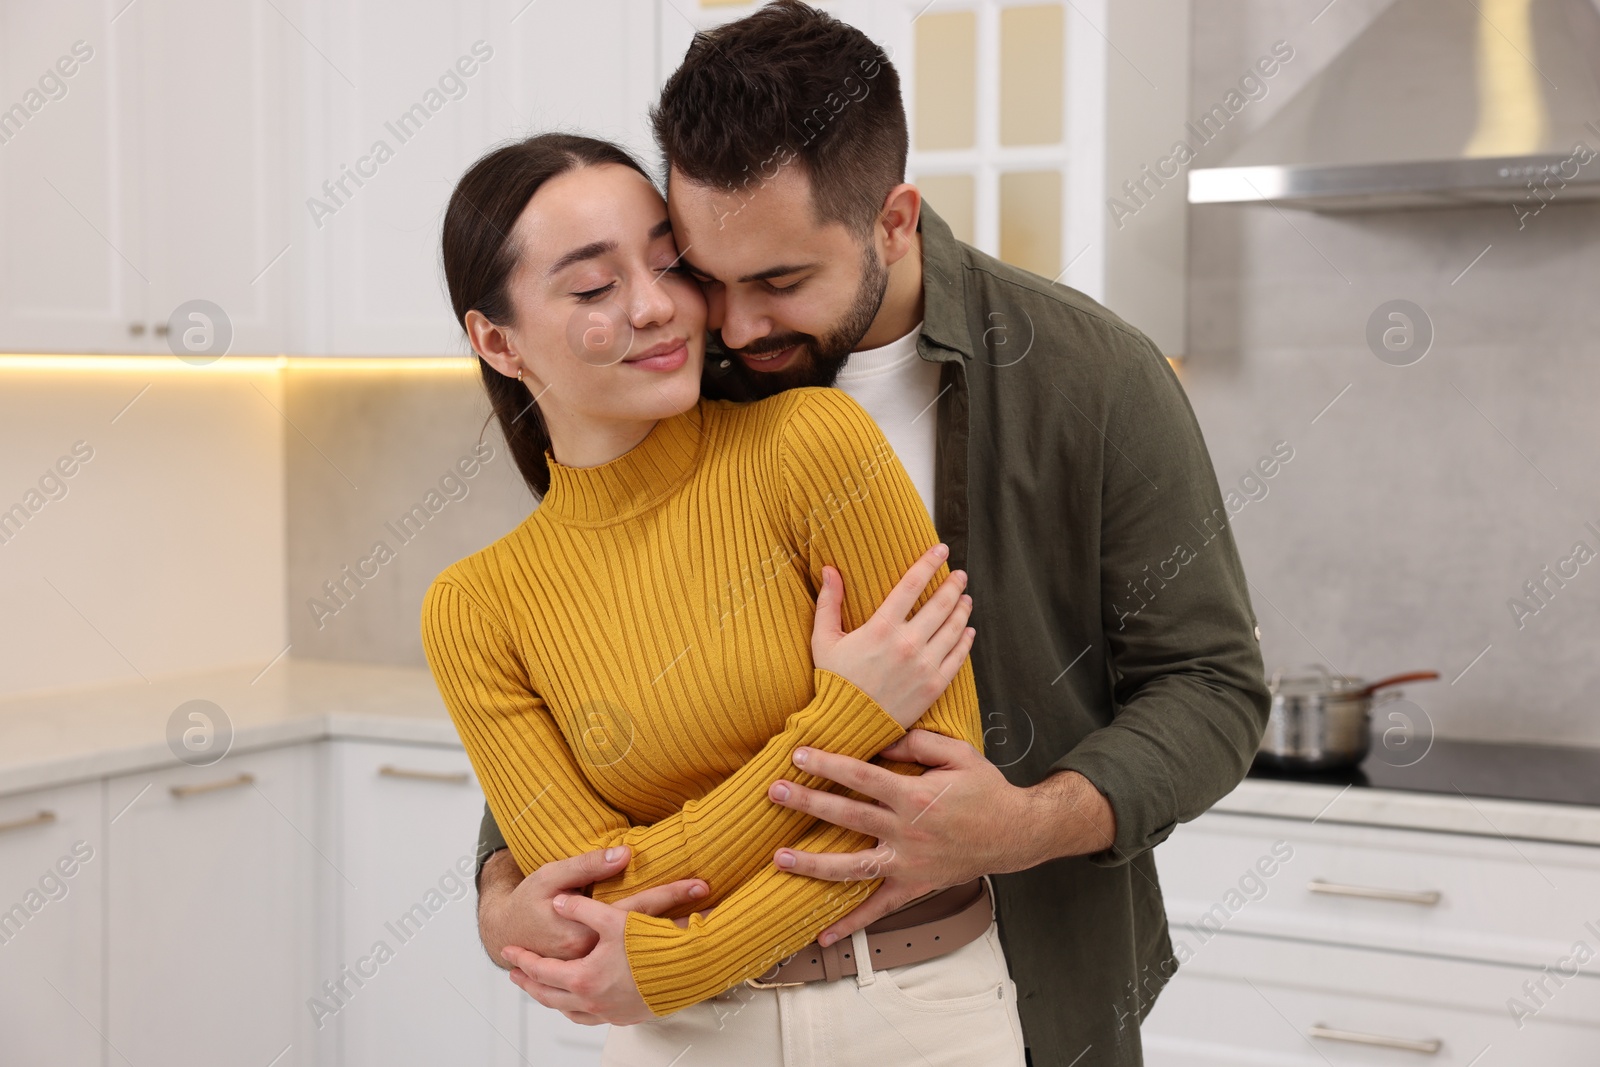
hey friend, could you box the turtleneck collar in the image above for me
[538,400,707,525]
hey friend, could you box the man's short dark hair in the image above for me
[651,0,907,236]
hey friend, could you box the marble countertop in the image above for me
[3,661,1597,849]
[0,659,455,797]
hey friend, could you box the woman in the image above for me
[423,133,1026,1066]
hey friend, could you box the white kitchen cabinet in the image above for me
[2,0,661,358]
[0,780,104,1067]
[0,0,294,355]
[0,3,141,352]
[0,733,604,1067]
[294,0,659,355]
[1151,807,1600,1065]
[291,1,498,357]
[334,734,613,1065]
[107,746,316,1067]
[125,0,297,356]
[1155,811,1600,969]
[326,740,524,1066]
[1143,927,1600,1065]
[329,738,607,1066]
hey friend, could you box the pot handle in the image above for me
[1360,670,1440,697]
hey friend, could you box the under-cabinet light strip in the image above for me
[0,355,476,373]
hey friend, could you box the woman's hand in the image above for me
[810,543,975,729]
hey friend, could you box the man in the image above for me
[474,3,1269,1064]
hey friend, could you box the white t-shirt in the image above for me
[833,323,940,521]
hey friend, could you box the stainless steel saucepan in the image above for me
[1256,665,1441,771]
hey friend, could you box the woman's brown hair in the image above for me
[441,133,653,497]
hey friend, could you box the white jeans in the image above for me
[601,879,1026,1067]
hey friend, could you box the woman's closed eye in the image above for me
[572,282,616,303]
[574,263,690,301]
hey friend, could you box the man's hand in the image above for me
[767,728,1117,946]
[478,845,708,968]
[502,893,654,1026]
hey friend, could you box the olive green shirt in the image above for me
[473,205,1270,1066]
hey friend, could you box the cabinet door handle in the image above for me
[0,810,57,834]
[170,773,256,798]
[1308,879,1441,906]
[1309,1023,1442,1054]
[378,765,470,785]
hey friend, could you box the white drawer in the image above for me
[1154,812,1600,969]
[1143,929,1600,1066]
[0,781,105,1067]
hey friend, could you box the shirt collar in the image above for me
[915,203,974,364]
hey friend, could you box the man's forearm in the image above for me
[1016,769,1119,869]
[477,848,524,970]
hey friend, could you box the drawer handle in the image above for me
[378,765,471,785]
[1308,879,1441,907]
[1309,1023,1442,1055]
[170,773,256,798]
[0,810,57,834]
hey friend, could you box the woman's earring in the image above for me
[516,367,523,382]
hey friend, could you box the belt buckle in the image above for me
[745,954,810,989]
[745,970,807,990]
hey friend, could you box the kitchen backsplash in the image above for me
[282,365,533,666]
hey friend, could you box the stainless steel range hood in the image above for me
[1188,0,1600,211]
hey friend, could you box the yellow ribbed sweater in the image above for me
[421,387,983,1017]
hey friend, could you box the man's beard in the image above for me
[715,242,890,400]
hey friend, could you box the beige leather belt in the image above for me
[746,877,992,988]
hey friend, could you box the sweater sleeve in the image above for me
[422,577,907,904]
[619,388,987,1016]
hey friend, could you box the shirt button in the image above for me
[1253,625,1262,640]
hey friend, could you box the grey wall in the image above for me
[284,367,533,666]
[1178,1,1600,745]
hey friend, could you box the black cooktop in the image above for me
[1249,737,1600,809]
